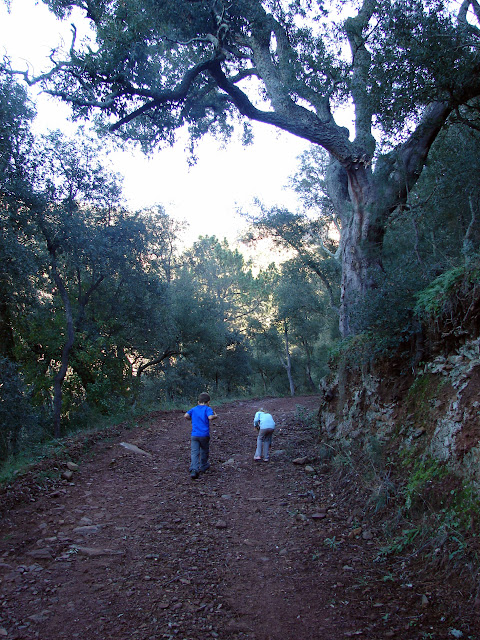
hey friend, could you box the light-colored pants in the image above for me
[255,429,274,460]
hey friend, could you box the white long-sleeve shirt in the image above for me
[254,411,275,430]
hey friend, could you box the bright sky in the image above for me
[0,0,309,245]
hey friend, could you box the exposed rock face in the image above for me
[319,337,480,489]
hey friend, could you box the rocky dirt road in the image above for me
[0,396,477,639]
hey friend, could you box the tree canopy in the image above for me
[7,0,480,335]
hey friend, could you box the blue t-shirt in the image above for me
[187,404,214,437]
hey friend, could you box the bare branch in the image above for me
[110,58,216,131]
[164,34,219,48]
[45,87,122,110]
[7,59,73,87]
[453,105,480,131]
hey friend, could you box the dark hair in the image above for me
[198,392,210,404]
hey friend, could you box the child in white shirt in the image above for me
[253,408,275,461]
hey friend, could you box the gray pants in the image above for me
[255,429,274,460]
[190,436,210,473]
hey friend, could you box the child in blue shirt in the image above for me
[184,392,218,480]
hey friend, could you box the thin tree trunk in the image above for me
[303,340,316,391]
[283,321,295,397]
[50,260,75,438]
[261,371,267,395]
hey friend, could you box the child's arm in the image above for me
[208,411,218,421]
[184,412,191,420]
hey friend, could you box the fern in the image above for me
[414,266,465,317]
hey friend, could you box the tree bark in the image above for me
[282,321,295,397]
[302,340,317,391]
[50,259,74,439]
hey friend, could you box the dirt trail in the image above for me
[0,397,476,639]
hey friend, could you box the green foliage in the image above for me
[31,0,480,152]
[414,267,466,317]
[323,536,340,550]
[295,405,318,432]
[0,357,41,462]
[329,332,377,370]
[379,527,421,557]
[403,456,448,512]
[377,452,480,579]
[404,374,444,434]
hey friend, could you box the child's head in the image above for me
[198,392,211,404]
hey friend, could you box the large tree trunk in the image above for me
[328,100,450,337]
[328,162,386,337]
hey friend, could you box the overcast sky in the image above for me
[0,0,309,245]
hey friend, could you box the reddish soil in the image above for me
[0,396,478,639]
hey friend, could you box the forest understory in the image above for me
[0,395,478,640]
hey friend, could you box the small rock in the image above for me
[0,628,7,637]
[215,520,227,529]
[73,525,101,535]
[66,461,79,471]
[76,546,123,557]
[62,470,74,481]
[421,594,429,607]
[349,527,362,538]
[293,457,308,465]
[26,547,53,559]
[223,458,235,466]
[312,512,327,520]
[119,442,152,457]
[28,610,50,623]
[362,530,373,540]
[296,513,308,522]
[304,465,315,474]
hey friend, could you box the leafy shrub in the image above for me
[0,357,41,462]
[414,266,465,317]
